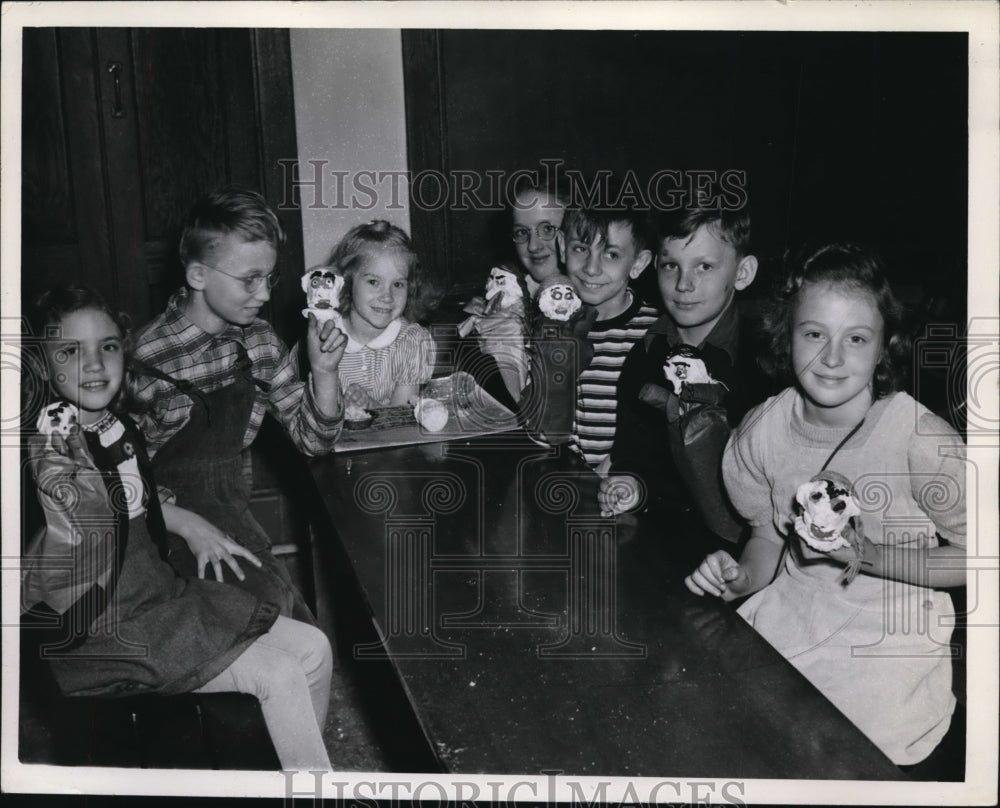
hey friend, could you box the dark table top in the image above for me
[310,432,905,780]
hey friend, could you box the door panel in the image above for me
[21,28,304,339]
[22,29,113,304]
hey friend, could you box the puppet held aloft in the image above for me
[794,471,867,583]
[37,400,79,437]
[482,266,526,316]
[458,265,531,399]
[301,267,344,323]
[536,279,582,321]
[518,275,597,444]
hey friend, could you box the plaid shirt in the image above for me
[130,288,343,458]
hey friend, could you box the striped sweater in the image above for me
[572,293,659,467]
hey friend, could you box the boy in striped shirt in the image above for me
[560,203,658,468]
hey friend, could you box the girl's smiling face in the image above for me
[43,307,125,425]
[512,189,565,283]
[791,281,884,427]
[346,250,410,341]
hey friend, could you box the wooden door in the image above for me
[20,28,314,595]
[21,27,305,341]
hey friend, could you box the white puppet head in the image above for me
[301,267,344,319]
[485,266,523,304]
[794,472,861,551]
[663,345,714,395]
[536,277,582,321]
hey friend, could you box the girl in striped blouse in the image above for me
[323,221,437,409]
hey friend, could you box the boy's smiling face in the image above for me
[656,223,757,346]
[563,221,650,319]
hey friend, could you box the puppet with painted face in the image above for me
[536,277,582,321]
[301,266,344,323]
[793,471,868,583]
[662,344,717,395]
[518,274,598,444]
[458,264,531,400]
[632,342,736,535]
[483,265,527,317]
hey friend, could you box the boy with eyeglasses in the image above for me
[130,185,346,623]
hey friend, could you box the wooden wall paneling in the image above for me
[250,29,306,345]
[131,28,231,240]
[21,29,74,245]
[20,29,81,310]
[93,28,149,326]
[727,32,801,270]
[130,28,232,327]
[218,30,262,189]
[43,30,112,299]
[401,30,452,299]
[401,30,967,298]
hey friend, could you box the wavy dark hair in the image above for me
[30,285,133,417]
[759,242,910,399]
[559,175,654,258]
[326,220,437,323]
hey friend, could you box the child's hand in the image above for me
[50,425,88,463]
[162,504,262,582]
[684,551,749,600]
[597,474,642,517]
[344,383,374,411]
[307,312,347,375]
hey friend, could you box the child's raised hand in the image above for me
[684,551,749,600]
[162,505,263,583]
[598,474,642,517]
[306,312,347,374]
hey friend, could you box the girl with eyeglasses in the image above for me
[510,175,570,297]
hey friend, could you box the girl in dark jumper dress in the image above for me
[22,286,333,770]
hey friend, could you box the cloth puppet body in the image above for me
[458,264,530,399]
[637,344,742,541]
[23,401,136,636]
[519,275,598,444]
[21,401,277,696]
[794,471,867,583]
[301,267,344,323]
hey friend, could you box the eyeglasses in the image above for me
[511,222,561,244]
[204,264,281,294]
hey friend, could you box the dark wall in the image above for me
[21,28,305,340]
[404,30,967,316]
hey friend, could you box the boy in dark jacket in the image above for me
[599,206,770,545]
